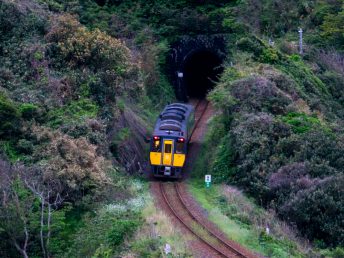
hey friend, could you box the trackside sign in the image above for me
[205,175,211,188]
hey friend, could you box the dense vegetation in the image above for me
[204,0,344,250]
[0,0,167,256]
[0,0,343,257]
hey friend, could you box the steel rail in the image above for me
[174,183,249,257]
[159,183,248,258]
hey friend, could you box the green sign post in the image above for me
[205,175,211,188]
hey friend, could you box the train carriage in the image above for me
[149,103,195,178]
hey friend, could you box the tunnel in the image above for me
[182,50,223,99]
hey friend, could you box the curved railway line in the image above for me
[159,182,254,258]
[152,99,259,257]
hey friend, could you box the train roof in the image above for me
[153,103,194,137]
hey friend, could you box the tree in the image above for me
[22,167,64,258]
[0,157,66,258]
[321,4,344,49]
[0,159,33,258]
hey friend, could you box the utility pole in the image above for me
[298,28,303,55]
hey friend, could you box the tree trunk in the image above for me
[40,198,47,258]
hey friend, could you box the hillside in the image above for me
[0,0,343,257]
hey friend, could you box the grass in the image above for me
[187,179,310,258]
[281,112,323,134]
[124,190,193,258]
[47,98,99,128]
[0,141,25,162]
[55,178,150,258]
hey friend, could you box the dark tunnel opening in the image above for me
[183,50,223,99]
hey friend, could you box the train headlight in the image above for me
[177,138,185,143]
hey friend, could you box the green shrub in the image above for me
[0,141,22,162]
[47,14,131,72]
[259,48,280,64]
[216,75,291,114]
[0,94,20,139]
[16,139,34,155]
[221,67,244,82]
[208,85,236,111]
[47,98,99,128]
[211,134,236,183]
[280,176,344,246]
[319,71,344,107]
[59,27,130,72]
[217,196,252,226]
[288,54,301,62]
[277,59,330,99]
[311,1,342,27]
[0,1,46,40]
[38,0,80,12]
[19,103,39,120]
[108,219,139,247]
[131,238,161,258]
[236,0,315,36]
[281,112,321,134]
[322,247,344,258]
[31,128,112,199]
[236,37,264,56]
[66,208,141,257]
[109,127,131,158]
[140,39,175,107]
[228,113,290,198]
[222,11,248,35]
[321,7,344,49]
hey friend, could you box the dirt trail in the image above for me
[184,99,214,174]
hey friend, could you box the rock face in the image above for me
[167,34,227,101]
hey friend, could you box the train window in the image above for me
[164,144,172,153]
[152,140,161,152]
[159,124,181,131]
[176,142,184,154]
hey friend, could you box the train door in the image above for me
[162,140,173,166]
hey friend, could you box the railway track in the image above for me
[189,99,209,143]
[151,99,259,257]
[159,182,254,258]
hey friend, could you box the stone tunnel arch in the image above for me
[167,35,227,102]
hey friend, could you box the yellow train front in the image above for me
[149,103,195,178]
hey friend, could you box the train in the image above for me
[148,103,195,178]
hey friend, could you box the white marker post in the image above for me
[164,243,171,255]
[205,175,211,188]
[298,28,303,55]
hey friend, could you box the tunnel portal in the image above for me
[183,50,223,99]
[168,35,227,101]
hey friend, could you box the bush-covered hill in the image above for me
[0,0,343,257]
[204,1,344,251]
[0,0,173,256]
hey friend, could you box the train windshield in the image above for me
[152,140,161,151]
[176,141,184,153]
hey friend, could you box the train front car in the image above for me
[149,103,195,178]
